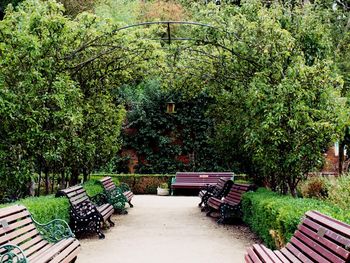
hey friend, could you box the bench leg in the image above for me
[108,217,115,227]
[128,200,134,208]
[70,256,78,263]
[198,198,204,207]
[119,209,128,215]
[206,208,214,217]
[219,204,228,224]
[201,206,208,212]
[96,223,105,239]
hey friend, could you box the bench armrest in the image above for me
[203,184,215,191]
[0,244,27,263]
[106,189,127,210]
[90,192,108,206]
[32,217,75,243]
[119,183,131,192]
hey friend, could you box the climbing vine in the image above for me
[115,80,237,173]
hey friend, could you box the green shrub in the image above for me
[242,188,350,249]
[298,176,329,198]
[327,175,350,210]
[0,195,70,223]
[83,180,104,197]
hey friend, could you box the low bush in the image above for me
[298,176,329,198]
[0,195,70,223]
[242,188,350,249]
[83,180,104,197]
[327,175,350,210]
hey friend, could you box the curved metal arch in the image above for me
[112,21,218,45]
[113,21,217,32]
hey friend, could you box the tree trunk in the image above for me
[45,170,49,195]
[70,167,79,186]
[51,173,55,193]
[37,169,42,197]
[339,140,345,175]
[60,172,66,190]
[83,167,88,183]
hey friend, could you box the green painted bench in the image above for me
[0,205,80,263]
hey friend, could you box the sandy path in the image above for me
[76,195,258,263]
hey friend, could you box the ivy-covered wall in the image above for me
[111,80,236,174]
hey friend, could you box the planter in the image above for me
[157,187,170,196]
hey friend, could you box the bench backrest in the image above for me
[223,183,252,205]
[175,172,233,183]
[57,185,90,207]
[212,177,233,195]
[0,205,48,257]
[100,177,116,192]
[287,210,350,263]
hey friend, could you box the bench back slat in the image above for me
[223,183,252,205]
[172,172,233,189]
[0,205,50,258]
[58,185,91,207]
[100,177,117,192]
[287,210,350,263]
[176,172,233,177]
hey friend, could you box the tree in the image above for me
[165,1,345,195]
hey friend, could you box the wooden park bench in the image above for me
[198,177,233,210]
[171,172,233,194]
[0,205,80,263]
[99,177,134,212]
[56,185,114,239]
[245,210,350,263]
[206,183,254,223]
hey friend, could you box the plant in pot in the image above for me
[157,182,170,196]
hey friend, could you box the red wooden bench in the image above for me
[245,210,350,263]
[56,185,114,239]
[171,172,233,194]
[207,183,253,223]
[198,177,233,209]
[0,205,80,263]
[99,177,134,211]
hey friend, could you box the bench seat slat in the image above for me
[29,238,77,263]
[46,240,80,263]
[25,240,52,258]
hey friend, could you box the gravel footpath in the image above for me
[76,195,259,263]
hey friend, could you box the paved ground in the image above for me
[76,195,259,263]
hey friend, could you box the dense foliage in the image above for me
[242,188,350,249]
[1,0,350,199]
[0,0,162,200]
[114,81,235,173]
[168,2,348,195]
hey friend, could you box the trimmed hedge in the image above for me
[242,188,350,249]
[0,195,70,223]
[91,173,174,194]
[0,179,111,225]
